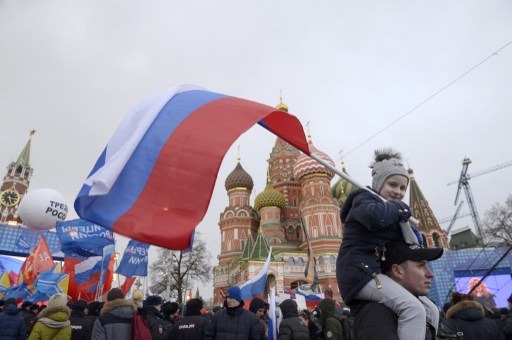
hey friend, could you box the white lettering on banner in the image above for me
[38,252,51,261]
[128,256,148,265]
[126,246,148,256]
[62,224,114,241]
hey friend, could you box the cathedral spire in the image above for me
[408,168,449,248]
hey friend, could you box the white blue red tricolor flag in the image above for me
[75,85,309,250]
[240,247,272,300]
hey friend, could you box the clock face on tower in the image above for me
[0,189,20,207]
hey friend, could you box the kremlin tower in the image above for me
[0,131,35,225]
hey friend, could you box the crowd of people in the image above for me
[0,285,355,340]
[1,283,512,339]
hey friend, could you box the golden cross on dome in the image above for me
[338,149,345,167]
[306,121,311,140]
[29,129,36,137]
[237,145,241,162]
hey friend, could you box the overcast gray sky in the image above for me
[1,1,512,299]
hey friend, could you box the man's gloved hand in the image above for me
[388,200,412,222]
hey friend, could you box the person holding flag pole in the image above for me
[335,148,438,340]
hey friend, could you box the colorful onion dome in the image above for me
[332,163,359,205]
[225,161,254,191]
[293,139,335,180]
[254,181,286,211]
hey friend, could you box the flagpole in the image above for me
[308,153,419,225]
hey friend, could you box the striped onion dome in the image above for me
[254,182,286,211]
[293,140,335,180]
[225,162,254,191]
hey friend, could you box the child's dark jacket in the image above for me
[336,188,409,304]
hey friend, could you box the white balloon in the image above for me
[18,188,68,230]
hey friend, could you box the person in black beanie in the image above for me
[19,300,37,335]
[162,301,181,324]
[69,300,94,340]
[142,295,172,340]
[170,298,213,340]
[249,297,269,340]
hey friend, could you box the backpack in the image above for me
[331,315,354,340]
[436,319,464,340]
[132,310,152,340]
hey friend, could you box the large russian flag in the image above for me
[75,85,309,250]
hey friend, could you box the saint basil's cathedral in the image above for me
[212,100,448,305]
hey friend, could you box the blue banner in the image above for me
[115,240,150,277]
[17,235,30,249]
[56,219,114,258]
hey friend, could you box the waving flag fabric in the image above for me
[63,258,96,302]
[35,266,69,295]
[268,287,278,340]
[19,236,54,285]
[0,271,10,292]
[6,282,35,300]
[120,276,137,295]
[74,85,309,250]
[29,292,51,303]
[74,256,102,285]
[116,240,150,277]
[56,219,114,258]
[98,244,115,292]
[240,248,272,300]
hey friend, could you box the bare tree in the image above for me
[484,195,512,245]
[149,234,212,303]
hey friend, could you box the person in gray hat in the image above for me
[336,148,432,340]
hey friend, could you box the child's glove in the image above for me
[388,200,412,222]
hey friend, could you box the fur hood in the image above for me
[100,298,137,316]
[446,300,484,319]
[38,305,71,320]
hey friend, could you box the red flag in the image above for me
[8,271,18,286]
[63,258,97,302]
[101,255,115,294]
[120,276,136,295]
[19,236,54,285]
